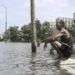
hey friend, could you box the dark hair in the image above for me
[60,20,65,27]
[56,19,67,29]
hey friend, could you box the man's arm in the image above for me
[52,32,63,40]
[44,32,63,48]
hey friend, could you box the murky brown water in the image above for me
[0,42,74,75]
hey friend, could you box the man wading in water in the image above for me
[44,19,73,61]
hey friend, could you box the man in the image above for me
[44,19,73,60]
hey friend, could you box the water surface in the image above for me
[0,42,74,75]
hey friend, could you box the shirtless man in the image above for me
[44,19,73,60]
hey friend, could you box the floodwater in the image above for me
[0,42,75,75]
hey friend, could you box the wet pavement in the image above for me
[0,42,74,75]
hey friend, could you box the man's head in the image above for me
[56,19,66,30]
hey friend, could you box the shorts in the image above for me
[58,43,73,60]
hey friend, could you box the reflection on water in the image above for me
[59,69,72,75]
[0,42,74,75]
[30,54,73,75]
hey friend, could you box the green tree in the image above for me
[40,21,50,42]
[11,26,23,42]
[35,20,41,40]
[21,24,32,42]
[70,23,75,42]
[3,26,22,42]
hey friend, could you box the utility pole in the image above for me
[4,6,7,41]
[0,5,7,41]
[30,0,37,53]
[5,7,7,33]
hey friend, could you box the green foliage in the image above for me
[71,23,75,37]
[69,23,75,42]
[69,24,75,38]
[3,26,22,42]
[35,20,41,40]
[3,20,51,42]
[21,24,32,42]
[40,21,50,42]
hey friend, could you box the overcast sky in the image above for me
[0,0,75,33]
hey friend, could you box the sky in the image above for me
[0,0,75,33]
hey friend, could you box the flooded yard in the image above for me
[0,42,74,75]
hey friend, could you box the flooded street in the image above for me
[0,42,75,75]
